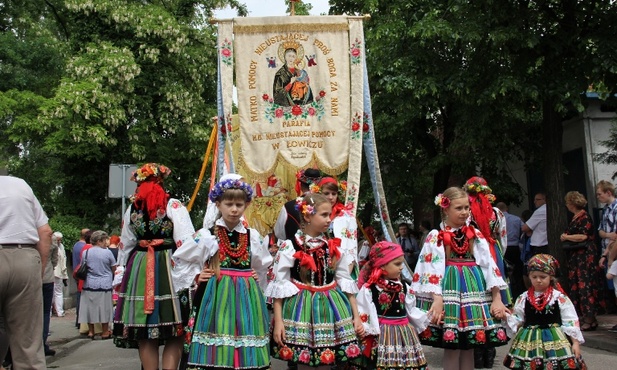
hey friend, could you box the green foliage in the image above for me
[49,215,85,251]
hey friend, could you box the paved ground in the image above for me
[42,308,617,369]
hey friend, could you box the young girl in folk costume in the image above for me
[352,241,429,370]
[113,163,199,370]
[412,187,509,370]
[268,193,365,369]
[504,254,585,370]
[463,177,510,369]
[313,177,359,275]
[173,176,272,370]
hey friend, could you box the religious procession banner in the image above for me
[214,16,393,239]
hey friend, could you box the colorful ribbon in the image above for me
[139,239,165,314]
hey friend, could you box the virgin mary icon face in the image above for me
[284,49,297,65]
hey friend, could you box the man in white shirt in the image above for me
[522,192,549,256]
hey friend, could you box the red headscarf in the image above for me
[358,241,404,287]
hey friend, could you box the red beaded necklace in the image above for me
[526,286,554,312]
[440,227,471,255]
[216,226,249,266]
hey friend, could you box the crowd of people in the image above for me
[3,167,617,370]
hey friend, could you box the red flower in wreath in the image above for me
[475,330,486,343]
[428,274,440,284]
[279,346,294,361]
[320,348,335,364]
[378,292,390,305]
[345,343,361,358]
[298,349,310,364]
[424,253,433,262]
[443,329,456,342]
[291,105,303,116]
[412,273,420,282]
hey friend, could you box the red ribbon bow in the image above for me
[293,251,317,272]
[328,237,342,260]
[438,226,475,247]
[139,239,165,315]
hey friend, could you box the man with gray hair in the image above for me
[0,175,52,369]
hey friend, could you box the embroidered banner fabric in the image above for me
[233,16,351,176]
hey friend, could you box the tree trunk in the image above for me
[542,101,568,272]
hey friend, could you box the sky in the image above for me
[214,0,331,19]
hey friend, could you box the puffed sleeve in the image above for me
[249,228,273,291]
[265,240,299,298]
[172,227,218,292]
[117,207,137,267]
[557,291,585,343]
[505,292,526,337]
[273,207,288,240]
[331,213,359,265]
[411,229,445,296]
[356,286,380,336]
[336,244,359,294]
[494,207,507,255]
[472,228,508,290]
[405,283,430,332]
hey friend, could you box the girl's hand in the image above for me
[490,300,511,320]
[572,342,581,359]
[353,316,365,337]
[197,267,214,283]
[272,320,286,347]
[560,233,568,242]
[428,296,444,325]
[251,269,259,281]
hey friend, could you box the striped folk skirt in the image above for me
[416,261,509,350]
[504,323,581,370]
[113,246,183,348]
[184,269,270,370]
[271,281,362,367]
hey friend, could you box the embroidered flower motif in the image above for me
[378,292,390,305]
[494,267,502,277]
[345,343,361,358]
[496,328,507,341]
[475,330,486,343]
[219,38,233,66]
[298,349,310,363]
[320,348,335,364]
[412,273,420,282]
[351,112,362,140]
[547,361,554,370]
[420,328,432,339]
[399,292,405,303]
[350,38,362,64]
[278,346,294,361]
[360,313,369,323]
[428,274,440,284]
[443,329,456,342]
[424,253,433,262]
[291,105,303,116]
[567,358,576,368]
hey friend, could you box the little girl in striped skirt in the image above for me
[352,241,429,370]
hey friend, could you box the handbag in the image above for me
[73,248,89,280]
[561,240,587,251]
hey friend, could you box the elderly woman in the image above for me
[560,191,600,331]
[78,230,116,339]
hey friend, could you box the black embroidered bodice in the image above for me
[129,204,174,240]
[524,299,562,327]
[290,237,336,286]
[370,280,407,318]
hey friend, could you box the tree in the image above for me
[0,0,249,230]
[330,1,617,257]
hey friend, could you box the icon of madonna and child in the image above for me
[273,42,314,107]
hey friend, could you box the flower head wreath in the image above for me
[310,178,348,203]
[131,163,172,184]
[209,179,254,202]
[463,177,493,195]
[434,193,450,209]
[295,196,316,216]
